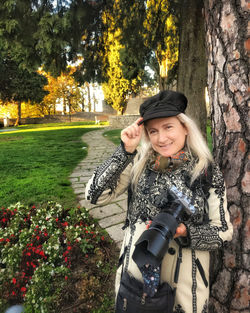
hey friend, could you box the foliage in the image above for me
[0,0,181,114]
[0,56,48,104]
[114,0,179,89]
[0,202,113,313]
[101,4,142,114]
[144,0,179,83]
[0,101,44,119]
[40,66,83,115]
[0,0,108,78]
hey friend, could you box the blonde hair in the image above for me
[131,113,213,187]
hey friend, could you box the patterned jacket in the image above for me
[85,143,233,313]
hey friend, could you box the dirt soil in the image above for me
[59,239,120,313]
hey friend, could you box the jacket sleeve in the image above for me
[85,142,136,205]
[184,163,233,251]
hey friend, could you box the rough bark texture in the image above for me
[177,0,207,134]
[204,0,249,312]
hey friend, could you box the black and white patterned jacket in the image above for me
[85,143,233,313]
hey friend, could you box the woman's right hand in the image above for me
[121,117,144,153]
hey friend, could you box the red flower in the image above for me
[21,287,26,292]
[12,278,17,284]
[101,236,105,241]
[12,291,16,296]
[67,246,72,250]
[31,262,36,268]
[65,276,68,280]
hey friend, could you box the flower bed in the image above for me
[0,202,117,313]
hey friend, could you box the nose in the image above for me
[157,130,167,144]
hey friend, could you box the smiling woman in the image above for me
[85,90,233,313]
[145,117,188,157]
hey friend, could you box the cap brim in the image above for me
[138,111,180,126]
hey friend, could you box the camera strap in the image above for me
[174,246,182,284]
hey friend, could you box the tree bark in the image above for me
[177,0,207,135]
[204,0,249,312]
[14,101,22,126]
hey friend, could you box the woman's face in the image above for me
[146,116,188,157]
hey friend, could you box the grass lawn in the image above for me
[103,129,121,146]
[0,122,99,208]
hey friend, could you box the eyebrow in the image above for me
[147,122,174,130]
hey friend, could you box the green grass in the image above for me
[0,122,100,208]
[103,129,121,145]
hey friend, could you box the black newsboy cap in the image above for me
[139,90,188,125]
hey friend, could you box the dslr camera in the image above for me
[132,185,195,267]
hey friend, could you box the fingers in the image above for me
[121,118,143,139]
[123,123,140,138]
[174,223,187,238]
[120,118,144,153]
[136,117,144,126]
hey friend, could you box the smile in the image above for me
[158,143,172,148]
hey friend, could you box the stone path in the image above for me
[69,129,126,248]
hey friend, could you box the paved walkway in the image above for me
[69,129,126,247]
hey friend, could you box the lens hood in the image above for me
[132,212,178,267]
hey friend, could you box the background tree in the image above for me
[114,1,147,94]
[144,0,179,91]
[176,0,207,134]
[101,4,141,114]
[204,1,249,312]
[116,0,179,92]
[0,56,48,124]
[41,66,82,115]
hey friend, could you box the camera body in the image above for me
[132,186,195,267]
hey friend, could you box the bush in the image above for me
[0,202,117,313]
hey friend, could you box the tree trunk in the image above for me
[159,76,168,91]
[14,101,22,126]
[177,0,207,135]
[204,0,249,312]
[86,83,91,112]
[63,95,66,115]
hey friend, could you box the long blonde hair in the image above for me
[131,113,213,187]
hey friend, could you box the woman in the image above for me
[85,90,233,313]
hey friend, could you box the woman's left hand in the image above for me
[174,223,187,238]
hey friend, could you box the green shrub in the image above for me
[0,202,111,313]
